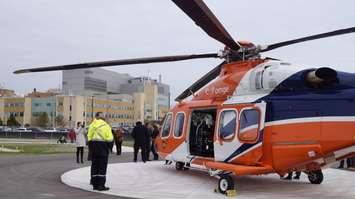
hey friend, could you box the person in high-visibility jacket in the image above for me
[87,112,114,191]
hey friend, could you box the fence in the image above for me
[0,131,65,140]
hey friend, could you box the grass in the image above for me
[0,143,76,154]
[0,139,134,155]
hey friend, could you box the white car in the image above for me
[57,128,69,133]
[16,127,32,132]
[44,128,58,133]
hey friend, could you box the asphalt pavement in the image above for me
[0,152,134,199]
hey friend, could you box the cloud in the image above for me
[1,0,354,99]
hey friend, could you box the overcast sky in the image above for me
[0,0,354,99]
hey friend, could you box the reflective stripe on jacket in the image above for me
[88,119,113,142]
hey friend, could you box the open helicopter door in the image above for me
[214,102,266,163]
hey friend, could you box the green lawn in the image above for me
[0,143,76,154]
[0,139,134,155]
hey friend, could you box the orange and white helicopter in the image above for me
[14,0,355,194]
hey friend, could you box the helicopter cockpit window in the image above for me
[238,108,260,143]
[174,112,185,138]
[218,110,237,141]
[162,113,172,138]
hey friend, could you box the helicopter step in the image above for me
[205,161,273,176]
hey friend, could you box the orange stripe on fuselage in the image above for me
[262,119,355,172]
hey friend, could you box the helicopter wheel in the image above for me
[175,162,185,171]
[308,170,324,184]
[218,174,234,194]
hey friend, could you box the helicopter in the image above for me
[14,0,355,194]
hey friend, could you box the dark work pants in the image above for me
[115,140,122,155]
[150,139,159,160]
[134,143,146,162]
[146,141,151,160]
[91,156,108,188]
[339,158,353,168]
[76,147,84,163]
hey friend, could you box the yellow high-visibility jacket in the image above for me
[88,119,113,142]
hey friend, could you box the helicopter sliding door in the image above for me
[189,109,217,158]
[214,102,266,163]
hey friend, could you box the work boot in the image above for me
[96,186,110,191]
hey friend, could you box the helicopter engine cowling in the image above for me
[306,67,338,86]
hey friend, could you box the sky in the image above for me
[0,0,354,99]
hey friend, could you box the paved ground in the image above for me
[62,161,355,199]
[1,151,354,199]
[0,152,135,199]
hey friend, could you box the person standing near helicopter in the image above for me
[74,121,86,164]
[132,121,148,162]
[87,112,114,191]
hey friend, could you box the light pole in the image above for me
[91,95,94,122]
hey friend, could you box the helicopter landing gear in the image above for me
[307,170,324,184]
[217,174,235,194]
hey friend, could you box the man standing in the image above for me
[151,123,160,160]
[113,127,124,155]
[87,112,114,191]
[132,121,148,162]
[145,122,152,161]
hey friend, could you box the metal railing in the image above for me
[0,131,65,140]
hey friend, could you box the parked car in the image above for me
[57,128,69,133]
[1,126,13,132]
[28,127,44,133]
[44,127,58,133]
[16,127,32,132]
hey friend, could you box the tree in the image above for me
[0,118,3,126]
[7,115,20,127]
[55,115,65,127]
[36,112,49,128]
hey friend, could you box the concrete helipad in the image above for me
[61,161,355,199]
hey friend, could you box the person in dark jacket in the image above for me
[145,122,153,160]
[113,127,124,155]
[132,121,148,162]
[150,123,160,160]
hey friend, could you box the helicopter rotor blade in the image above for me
[172,0,241,51]
[175,62,225,101]
[13,53,218,74]
[261,27,355,53]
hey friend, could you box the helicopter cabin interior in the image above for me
[189,109,216,158]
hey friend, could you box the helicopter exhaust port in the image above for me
[306,67,338,87]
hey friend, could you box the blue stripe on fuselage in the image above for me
[223,69,355,163]
[257,70,355,122]
[224,131,263,162]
